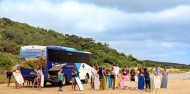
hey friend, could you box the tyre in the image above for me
[84,74,89,83]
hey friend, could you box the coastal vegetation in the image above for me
[0,18,189,73]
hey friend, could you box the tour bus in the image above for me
[19,45,93,86]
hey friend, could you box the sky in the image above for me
[0,0,190,64]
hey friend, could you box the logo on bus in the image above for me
[82,64,85,68]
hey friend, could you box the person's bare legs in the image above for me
[36,80,39,90]
[38,80,41,91]
[27,80,29,86]
[39,85,41,91]
[91,78,94,90]
[112,78,115,90]
[32,79,36,89]
[72,81,74,90]
[71,78,74,90]
[99,81,101,90]
[16,82,20,89]
[74,82,76,90]
[15,81,17,88]
[7,79,11,87]
[92,82,94,89]
[90,81,93,89]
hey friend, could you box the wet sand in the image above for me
[1,74,190,94]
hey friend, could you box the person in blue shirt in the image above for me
[71,65,79,90]
[154,67,160,76]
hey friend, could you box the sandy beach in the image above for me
[1,74,190,94]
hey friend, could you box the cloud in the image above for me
[109,41,190,64]
[81,0,190,13]
[0,0,190,64]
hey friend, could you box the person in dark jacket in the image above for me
[130,69,135,81]
[6,68,12,87]
[144,68,153,92]
[98,67,104,90]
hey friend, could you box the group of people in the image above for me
[90,64,168,92]
[6,66,23,89]
[5,65,80,92]
[57,65,80,91]
[32,66,43,90]
[6,66,44,90]
[6,64,168,92]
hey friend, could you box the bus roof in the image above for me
[47,46,91,54]
[21,45,91,54]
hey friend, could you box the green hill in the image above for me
[142,60,190,70]
[0,18,142,70]
[0,18,189,72]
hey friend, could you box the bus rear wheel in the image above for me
[84,74,89,83]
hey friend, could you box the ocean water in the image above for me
[149,73,190,79]
[168,73,190,79]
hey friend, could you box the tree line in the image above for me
[0,18,189,71]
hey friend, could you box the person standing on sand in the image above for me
[107,69,112,88]
[15,66,21,89]
[138,68,144,90]
[114,64,120,88]
[154,67,161,89]
[58,68,63,91]
[110,65,115,89]
[161,68,168,88]
[6,68,13,87]
[91,65,97,90]
[144,68,153,92]
[36,66,43,91]
[120,67,128,89]
[33,66,39,89]
[71,65,79,91]
[98,67,104,90]
[135,69,139,83]
[130,69,135,82]
[102,67,108,90]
